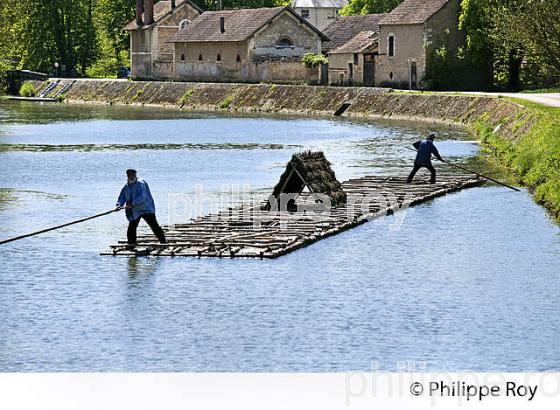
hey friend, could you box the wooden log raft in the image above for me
[102,172,484,258]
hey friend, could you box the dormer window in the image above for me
[179,19,191,30]
[301,10,309,19]
[179,19,190,30]
[276,37,294,49]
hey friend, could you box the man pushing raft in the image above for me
[116,169,166,249]
[406,133,444,184]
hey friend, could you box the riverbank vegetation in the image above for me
[477,100,560,222]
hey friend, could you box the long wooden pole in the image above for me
[0,207,123,246]
[406,146,520,191]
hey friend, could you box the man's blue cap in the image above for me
[126,169,137,174]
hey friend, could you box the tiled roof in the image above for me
[168,6,328,43]
[322,14,384,52]
[379,0,450,25]
[292,0,348,8]
[123,0,202,31]
[329,31,378,54]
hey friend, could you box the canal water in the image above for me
[0,101,559,372]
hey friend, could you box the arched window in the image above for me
[180,53,185,62]
[216,53,221,62]
[198,54,203,61]
[236,54,241,63]
[179,19,191,30]
[276,37,294,48]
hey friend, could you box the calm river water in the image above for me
[0,101,559,372]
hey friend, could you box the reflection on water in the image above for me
[126,257,161,279]
[0,142,296,152]
[0,100,559,372]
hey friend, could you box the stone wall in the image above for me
[175,41,247,65]
[174,44,319,83]
[29,80,527,137]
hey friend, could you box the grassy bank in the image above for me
[477,99,560,222]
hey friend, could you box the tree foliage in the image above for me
[15,0,99,76]
[460,0,560,90]
[340,0,402,16]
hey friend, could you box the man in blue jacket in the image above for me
[116,169,166,247]
[406,133,444,184]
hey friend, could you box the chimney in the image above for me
[135,0,143,26]
[220,16,225,33]
[144,0,154,25]
[171,0,176,8]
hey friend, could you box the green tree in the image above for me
[96,0,134,60]
[0,0,28,90]
[460,0,560,90]
[340,0,402,16]
[20,0,99,76]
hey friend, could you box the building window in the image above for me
[198,54,203,61]
[353,53,359,65]
[276,37,294,48]
[180,53,185,62]
[236,54,241,63]
[301,10,309,19]
[179,19,191,30]
[388,35,395,57]
[216,53,221,62]
[328,9,336,19]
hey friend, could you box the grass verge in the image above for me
[476,98,560,222]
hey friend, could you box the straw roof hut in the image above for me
[267,151,347,210]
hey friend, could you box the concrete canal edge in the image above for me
[22,79,560,223]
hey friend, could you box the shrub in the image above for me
[218,97,232,109]
[302,53,328,69]
[19,82,36,97]
[179,88,195,105]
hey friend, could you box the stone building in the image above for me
[292,0,348,31]
[322,0,464,89]
[124,0,203,79]
[167,6,328,84]
[375,0,464,89]
[322,14,385,86]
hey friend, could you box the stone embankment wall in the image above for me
[28,79,530,143]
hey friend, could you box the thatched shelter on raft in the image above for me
[266,151,347,210]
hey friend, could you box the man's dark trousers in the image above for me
[407,164,437,184]
[127,213,166,244]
